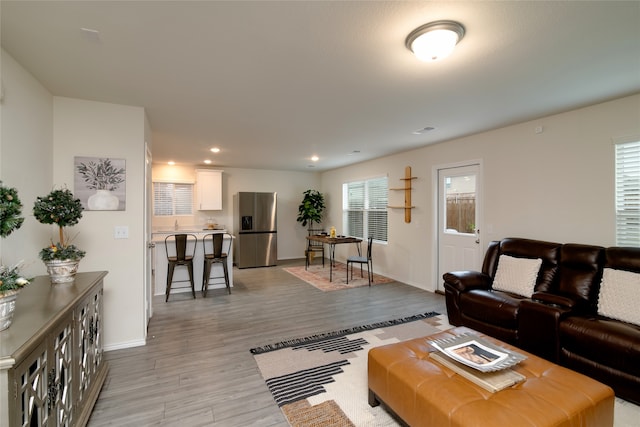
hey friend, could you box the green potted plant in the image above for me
[33,188,86,283]
[76,158,124,210]
[0,181,29,330]
[297,189,325,229]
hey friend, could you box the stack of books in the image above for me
[428,333,527,393]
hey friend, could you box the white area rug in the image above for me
[252,313,639,426]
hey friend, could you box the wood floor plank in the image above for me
[87,259,447,426]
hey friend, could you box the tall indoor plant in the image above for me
[0,181,30,330]
[33,187,86,283]
[297,189,325,229]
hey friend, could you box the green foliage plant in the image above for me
[33,188,86,261]
[0,181,24,238]
[296,189,325,228]
[76,158,125,191]
[0,182,29,293]
[0,262,30,293]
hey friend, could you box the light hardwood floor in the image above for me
[87,259,447,426]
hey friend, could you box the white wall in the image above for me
[152,165,321,260]
[5,43,639,348]
[53,97,147,350]
[321,94,640,291]
[0,49,53,275]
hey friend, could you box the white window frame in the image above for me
[614,138,640,247]
[342,176,388,243]
[153,182,194,216]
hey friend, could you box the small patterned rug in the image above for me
[251,312,452,426]
[284,262,394,291]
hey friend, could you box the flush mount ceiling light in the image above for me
[406,20,465,62]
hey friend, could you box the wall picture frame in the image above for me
[74,156,126,211]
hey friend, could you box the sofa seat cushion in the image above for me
[460,289,523,330]
[559,315,640,377]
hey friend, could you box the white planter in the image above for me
[0,289,20,331]
[88,189,119,210]
[44,259,80,284]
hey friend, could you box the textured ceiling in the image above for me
[2,1,639,171]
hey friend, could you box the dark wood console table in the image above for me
[0,271,109,427]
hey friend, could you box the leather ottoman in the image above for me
[368,327,614,427]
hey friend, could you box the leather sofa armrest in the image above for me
[443,271,492,293]
[519,299,573,361]
[532,292,578,309]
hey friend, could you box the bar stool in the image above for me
[202,232,232,297]
[165,233,197,301]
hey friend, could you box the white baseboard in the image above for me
[104,338,146,352]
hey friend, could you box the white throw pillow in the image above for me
[492,255,542,297]
[597,268,640,326]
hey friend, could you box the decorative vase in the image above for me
[87,189,119,210]
[44,259,80,284]
[0,289,20,331]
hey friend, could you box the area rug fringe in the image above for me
[249,311,439,354]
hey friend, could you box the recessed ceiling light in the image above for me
[413,126,435,135]
[311,155,319,162]
[204,160,212,164]
[168,161,175,166]
[210,147,220,153]
[80,27,101,42]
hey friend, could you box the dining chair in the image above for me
[305,228,325,270]
[346,236,373,286]
[202,232,232,297]
[165,233,197,301]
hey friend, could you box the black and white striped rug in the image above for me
[251,312,451,426]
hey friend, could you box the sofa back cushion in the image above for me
[605,247,640,273]
[557,244,605,308]
[490,238,561,293]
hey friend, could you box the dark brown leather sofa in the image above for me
[443,237,640,404]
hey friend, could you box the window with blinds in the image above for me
[615,140,640,247]
[343,176,388,242]
[153,182,194,216]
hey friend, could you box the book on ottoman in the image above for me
[429,351,526,393]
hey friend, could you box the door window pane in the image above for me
[445,175,476,234]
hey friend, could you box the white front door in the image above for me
[437,163,482,292]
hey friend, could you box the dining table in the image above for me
[306,234,363,282]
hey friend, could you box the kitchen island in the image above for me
[152,230,234,297]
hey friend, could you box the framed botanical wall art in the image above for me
[74,156,126,211]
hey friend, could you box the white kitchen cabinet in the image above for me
[196,169,222,210]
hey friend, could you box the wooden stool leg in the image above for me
[202,260,211,297]
[222,261,231,294]
[166,262,175,302]
[187,262,196,299]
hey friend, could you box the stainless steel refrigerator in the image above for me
[234,192,277,268]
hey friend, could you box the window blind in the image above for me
[343,176,388,242]
[153,182,194,216]
[615,140,640,247]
